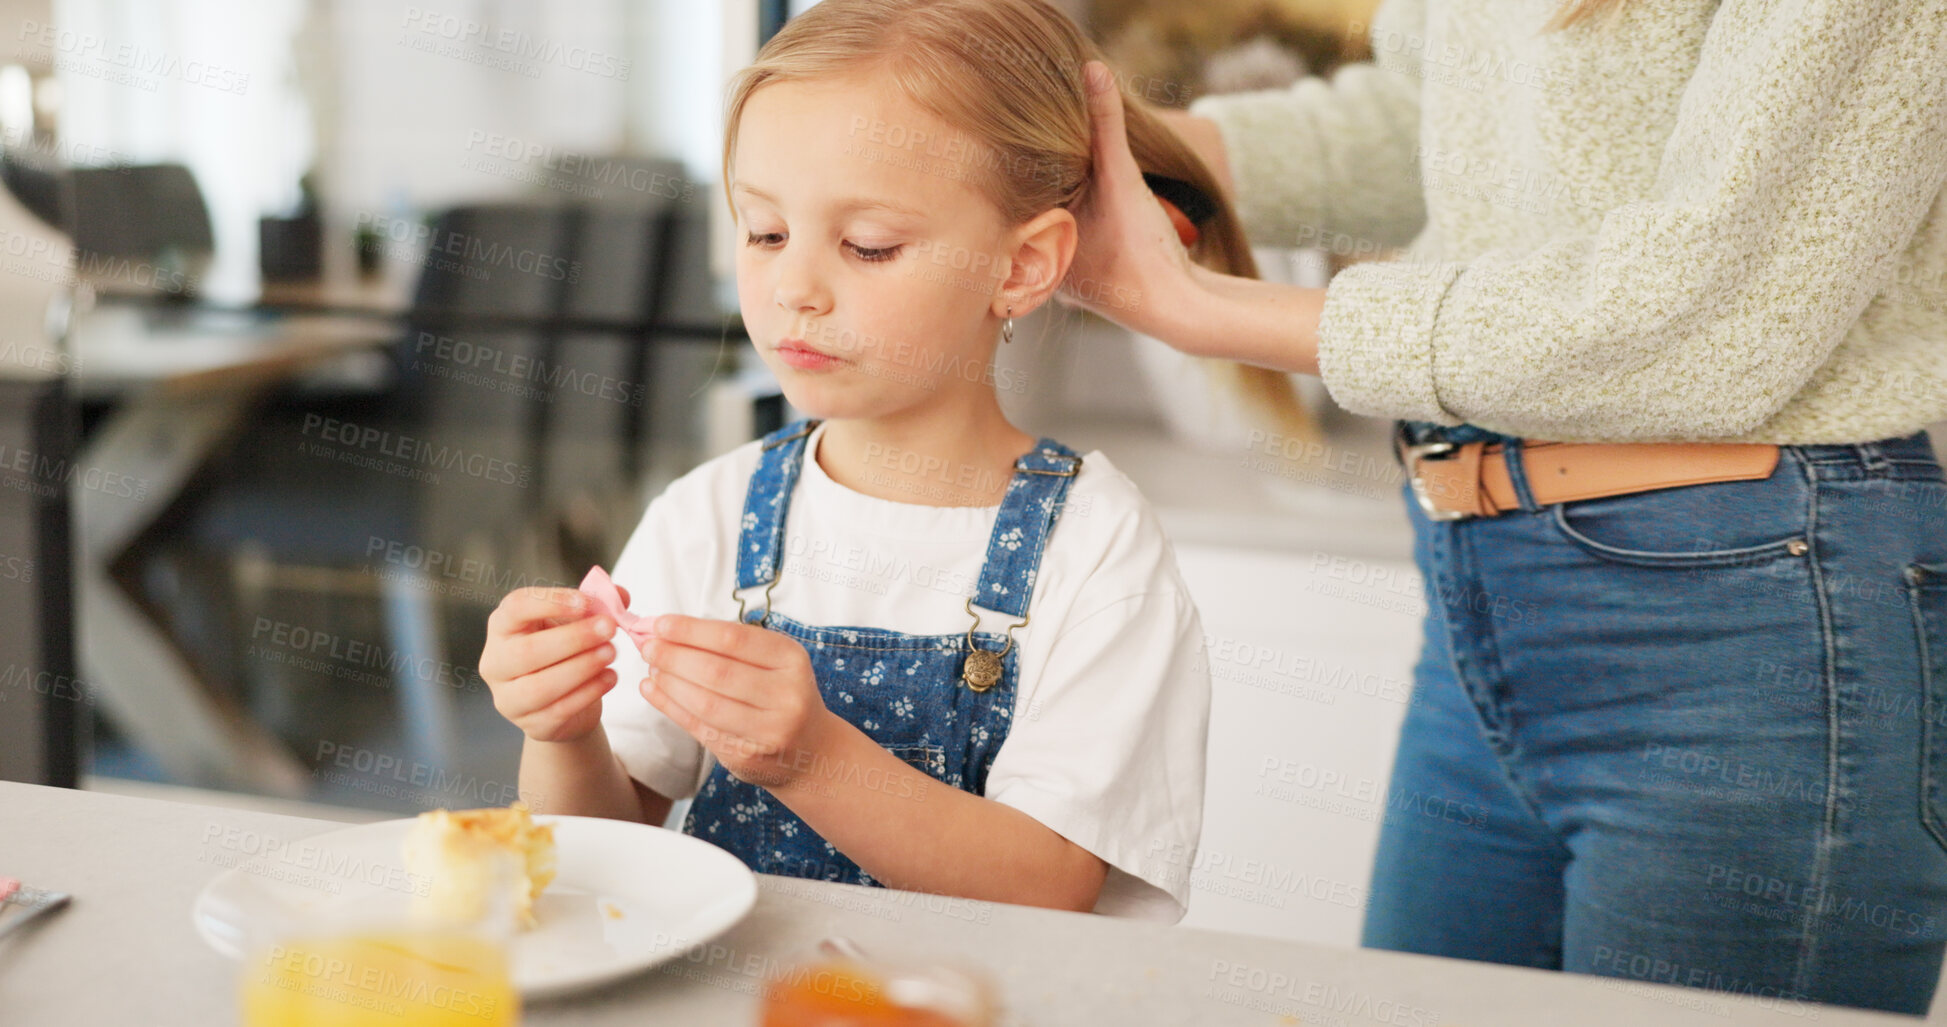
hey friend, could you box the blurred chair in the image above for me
[187,189,692,777]
[0,376,78,787]
[401,196,692,571]
[0,150,217,296]
[0,139,64,230]
[64,164,214,274]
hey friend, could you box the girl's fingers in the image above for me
[495,643,616,720]
[489,587,593,636]
[643,671,780,769]
[643,671,727,749]
[483,613,615,684]
[650,614,800,670]
[527,671,616,738]
[642,639,767,705]
[644,664,765,740]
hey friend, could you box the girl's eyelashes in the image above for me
[742,230,903,263]
[849,242,901,262]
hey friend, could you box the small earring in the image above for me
[1003,306,1014,345]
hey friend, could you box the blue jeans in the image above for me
[1362,428,1947,1016]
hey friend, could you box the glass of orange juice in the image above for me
[760,945,997,1027]
[240,926,519,1027]
[237,851,521,1026]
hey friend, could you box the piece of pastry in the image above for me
[402,802,556,930]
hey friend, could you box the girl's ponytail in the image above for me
[1113,87,1319,444]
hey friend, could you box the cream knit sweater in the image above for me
[1187,0,1947,444]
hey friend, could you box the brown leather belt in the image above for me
[1393,427,1782,521]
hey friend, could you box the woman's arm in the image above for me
[1311,0,1947,441]
[1064,62,1329,375]
[1173,264,1326,376]
[1179,0,1429,253]
[1074,0,1947,441]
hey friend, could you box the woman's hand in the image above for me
[1151,106,1235,202]
[1060,60,1326,375]
[481,586,622,743]
[1058,61,1205,342]
[640,615,833,789]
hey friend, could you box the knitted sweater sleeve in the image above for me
[1314,0,1947,439]
[1185,0,1429,255]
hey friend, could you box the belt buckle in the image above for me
[1393,428,1473,522]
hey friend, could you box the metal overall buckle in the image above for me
[729,421,822,626]
[732,576,780,628]
[957,447,1071,689]
[961,595,1026,692]
[1015,452,1082,477]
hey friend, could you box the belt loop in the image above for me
[1854,441,1889,475]
[1501,438,1542,513]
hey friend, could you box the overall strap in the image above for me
[735,419,819,592]
[970,439,1082,620]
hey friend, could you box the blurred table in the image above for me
[254,262,416,319]
[0,782,1921,1026]
[66,303,400,795]
[65,262,749,795]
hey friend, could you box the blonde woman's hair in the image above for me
[1544,0,1630,31]
[722,0,1316,443]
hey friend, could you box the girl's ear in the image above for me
[993,207,1078,320]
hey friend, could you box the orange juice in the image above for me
[239,930,518,1026]
[760,958,993,1027]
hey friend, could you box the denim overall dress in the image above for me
[681,419,1084,885]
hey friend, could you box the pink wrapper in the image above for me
[578,565,657,649]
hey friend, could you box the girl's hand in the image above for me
[639,615,831,789]
[1058,60,1203,343]
[480,586,623,743]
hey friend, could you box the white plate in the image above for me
[192,814,757,998]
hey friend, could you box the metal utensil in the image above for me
[0,876,72,941]
[817,935,869,960]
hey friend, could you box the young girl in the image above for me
[480,0,1269,922]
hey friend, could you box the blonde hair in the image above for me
[721,0,1316,442]
[1544,0,1630,32]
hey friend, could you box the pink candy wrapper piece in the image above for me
[579,565,657,649]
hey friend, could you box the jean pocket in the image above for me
[1545,470,1810,569]
[1906,562,1947,852]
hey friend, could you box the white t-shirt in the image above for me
[598,422,1209,922]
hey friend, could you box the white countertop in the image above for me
[0,782,1917,1025]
